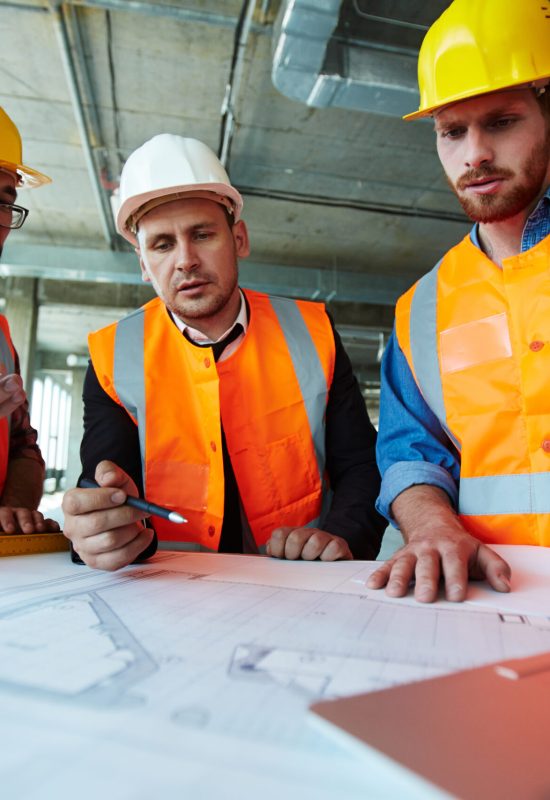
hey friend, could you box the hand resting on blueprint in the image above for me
[266,526,353,561]
[367,485,512,602]
[62,460,154,570]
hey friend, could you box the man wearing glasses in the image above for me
[0,107,59,533]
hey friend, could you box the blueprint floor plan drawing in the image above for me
[1,550,550,799]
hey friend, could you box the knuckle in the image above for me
[62,491,80,516]
[99,531,118,552]
[286,530,302,546]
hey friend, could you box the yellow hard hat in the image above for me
[0,107,51,187]
[405,0,550,121]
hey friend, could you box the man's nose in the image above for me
[464,127,493,169]
[174,239,199,271]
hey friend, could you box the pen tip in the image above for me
[169,512,187,524]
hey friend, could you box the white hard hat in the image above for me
[115,134,244,244]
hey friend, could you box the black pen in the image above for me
[79,478,187,524]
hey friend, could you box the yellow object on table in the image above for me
[0,531,69,556]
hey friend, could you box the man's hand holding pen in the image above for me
[62,460,156,571]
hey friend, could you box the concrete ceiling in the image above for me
[0,0,469,383]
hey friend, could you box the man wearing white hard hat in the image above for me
[0,108,59,533]
[370,0,550,602]
[62,134,386,570]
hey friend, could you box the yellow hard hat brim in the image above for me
[0,159,52,188]
[403,77,550,121]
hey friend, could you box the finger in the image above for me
[65,503,149,540]
[413,551,442,603]
[266,527,293,559]
[81,523,151,556]
[10,508,38,532]
[13,509,44,533]
[439,548,470,602]
[300,531,331,561]
[474,546,512,593]
[0,373,23,391]
[41,516,61,532]
[29,510,59,532]
[319,537,353,562]
[0,396,26,417]
[95,460,139,496]
[366,561,393,589]
[0,375,25,413]
[80,528,154,571]
[63,483,134,518]
[384,553,417,597]
[0,506,18,533]
[283,528,313,560]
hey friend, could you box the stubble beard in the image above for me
[167,269,239,325]
[450,129,550,224]
[170,285,235,323]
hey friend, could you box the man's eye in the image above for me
[194,231,211,241]
[154,241,172,251]
[442,127,465,139]
[491,117,514,129]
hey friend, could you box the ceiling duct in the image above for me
[272,0,421,116]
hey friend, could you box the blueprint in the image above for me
[1,550,550,800]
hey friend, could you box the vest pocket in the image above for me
[146,460,209,513]
[253,432,320,509]
[440,312,512,374]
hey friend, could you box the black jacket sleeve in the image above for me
[80,362,143,493]
[321,321,387,559]
[78,363,157,562]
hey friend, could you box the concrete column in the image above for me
[3,277,38,390]
[65,367,86,490]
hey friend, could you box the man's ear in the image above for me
[135,247,151,283]
[232,219,250,258]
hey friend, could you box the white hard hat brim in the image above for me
[117,182,243,245]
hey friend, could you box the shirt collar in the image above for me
[469,184,550,252]
[170,289,248,344]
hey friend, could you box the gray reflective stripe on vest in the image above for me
[268,296,328,476]
[460,473,550,515]
[268,296,329,528]
[0,324,15,434]
[409,262,461,452]
[113,308,146,478]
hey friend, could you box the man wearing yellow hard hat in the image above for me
[0,108,59,533]
[371,0,550,602]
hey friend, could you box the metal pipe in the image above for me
[352,0,429,32]
[239,186,468,225]
[219,0,257,168]
[48,1,116,247]
[70,0,265,32]
[3,0,268,31]
[0,2,48,12]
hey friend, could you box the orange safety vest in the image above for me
[396,232,550,547]
[88,289,335,550]
[0,315,16,495]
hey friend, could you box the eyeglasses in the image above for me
[0,203,29,230]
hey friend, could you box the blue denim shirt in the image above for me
[376,187,550,525]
